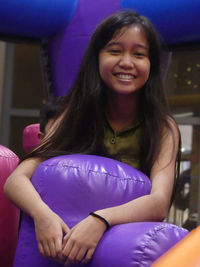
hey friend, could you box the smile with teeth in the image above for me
[115,73,136,80]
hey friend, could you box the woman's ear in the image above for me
[38,131,45,142]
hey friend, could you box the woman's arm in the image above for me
[4,158,44,216]
[62,120,179,265]
[4,158,70,261]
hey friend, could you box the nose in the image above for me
[119,53,134,69]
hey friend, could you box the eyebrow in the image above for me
[105,41,149,50]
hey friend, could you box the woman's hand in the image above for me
[34,205,70,262]
[62,215,107,266]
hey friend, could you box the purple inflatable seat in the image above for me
[14,154,188,267]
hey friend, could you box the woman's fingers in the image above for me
[61,216,106,264]
[34,207,70,261]
[43,242,51,258]
[39,237,63,262]
[62,238,74,261]
[63,231,71,248]
[81,248,95,264]
[38,232,64,259]
[38,242,45,257]
[64,245,81,266]
[76,247,87,262]
[62,220,70,235]
[55,235,63,260]
[48,239,57,258]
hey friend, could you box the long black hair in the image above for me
[26,10,180,179]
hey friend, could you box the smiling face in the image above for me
[99,25,150,96]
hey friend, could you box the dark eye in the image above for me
[134,52,147,58]
[108,49,121,55]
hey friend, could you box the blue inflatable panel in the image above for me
[0,0,79,39]
[121,0,200,45]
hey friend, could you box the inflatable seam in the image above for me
[88,169,148,183]
[41,162,150,183]
[137,224,167,266]
[138,224,185,266]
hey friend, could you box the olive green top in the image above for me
[104,117,143,169]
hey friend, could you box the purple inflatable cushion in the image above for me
[31,154,151,228]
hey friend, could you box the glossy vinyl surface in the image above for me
[14,154,188,267]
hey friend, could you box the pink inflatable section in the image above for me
[22,123,40,152]
[0,145,20,267]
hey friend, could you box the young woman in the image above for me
[4,10,180,266]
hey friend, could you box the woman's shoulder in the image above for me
[162,115,180,146]
[16,157,43,178]
[164,115,179,134]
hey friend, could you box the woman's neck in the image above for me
[106,92,139,132]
